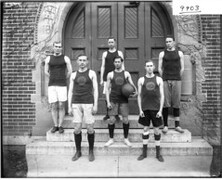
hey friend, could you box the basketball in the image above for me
[121,83,135,97]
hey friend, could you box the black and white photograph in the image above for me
[1,0,221,178]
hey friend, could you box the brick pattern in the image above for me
[201,15,221,145]
[2,2,40,135]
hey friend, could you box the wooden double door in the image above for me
[64,2,173,114]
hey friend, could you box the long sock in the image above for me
[137,132,149,160]
[123,123,130,139]
[88,131,95,151]
[163,108,168,127]
[74,132,82,152]
[175,120,180,127]
[108,124,115,138]
[154,133,161,157]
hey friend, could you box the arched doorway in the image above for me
[64,2,173,114]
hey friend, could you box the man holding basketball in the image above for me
[105,56,137,147]
[100,37,125,121]
[137,60,164,162]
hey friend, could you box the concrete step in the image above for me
[63,115,180,129]
[26,137,213,156]
[63,115,142,128]
[46,129,192,143]
[27,155,212,177]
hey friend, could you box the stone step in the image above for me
[26,137,213,156]
[46,129,192,143]
[63,115,178,129]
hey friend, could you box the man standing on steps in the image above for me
[68,54,98,162]
[104,56,137,147]
[100,37,125,121]
[45,41,72,134]
[137,60,164,162]
[158,35,185,134]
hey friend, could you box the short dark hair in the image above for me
[165,35,175,41]
[77,54,88,60]
[145,60,154,65]
[53,41,62,46]
[114,56,123,62]
[108,36,116,41]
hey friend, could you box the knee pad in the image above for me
[142,131,149,139]
[154,133,161,141]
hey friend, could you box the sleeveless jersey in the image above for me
[162,49,181,81]
[103,50,119,81]
[72,69,94,104]
[141,75,160,111]
[48,55,67,86]
[110,71,128,103]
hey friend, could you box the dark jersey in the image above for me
[72,69,94,104]
[103,50,119,81]
[110,71,128,103]
[162,49,181,81]
[141,75,160,111]
[48,55,66,86]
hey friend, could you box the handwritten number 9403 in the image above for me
[180,5,200,13]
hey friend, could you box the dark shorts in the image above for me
[138,110,163,127]
[108,102,129,117]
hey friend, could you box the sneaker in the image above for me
[156,155,164,162]
[175,126,184,133]
[58,126,64,134]
[51,126,58,133]
[162,126,168,134]
[115,115,121,121]
[124,138,132,147]
[103,115,110,121]
[104,139,114,147]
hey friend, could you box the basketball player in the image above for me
[104,56,137,147]
[100,37,125,121]
[158,36,184,133]
[68,54,98,162]
[137,60,164,162]
[45,41,72,134]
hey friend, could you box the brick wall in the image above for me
[2,2,40,135]
[201,15,221,145]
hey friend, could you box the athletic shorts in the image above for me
[138,110,163,127]
[108,102,129,117]
[71,104,95,124]
[163,80,181,108]
[48,86,67,103]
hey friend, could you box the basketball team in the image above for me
[45,36,184,162]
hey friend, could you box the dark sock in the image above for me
[123,123,130,139]
[108,124,115,138]
[74,132,82,152]
[175,121,180,127]
[87,131,95,150]
[163,108,168,127]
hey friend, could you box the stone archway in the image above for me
[30,2,76,135]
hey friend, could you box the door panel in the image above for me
[118,2,145,113]
[65,3,91,71]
